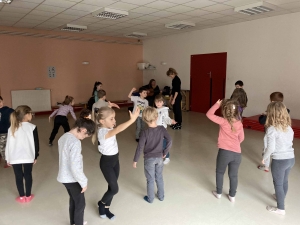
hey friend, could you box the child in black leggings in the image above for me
[93,106,139,220]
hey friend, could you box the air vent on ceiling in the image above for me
[234,1,276,15]
[61,24,87,32]
[124,32,147,39]
[165,21,195,30]
[92,8,128,20]
[0,0,13,4]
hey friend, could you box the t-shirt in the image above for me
[92,99,108,111]
[130,96,148,117]
[98,127,118,155]
[156,107,172,129]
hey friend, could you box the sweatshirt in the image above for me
[263,126,294,161]
[57,132,88,188]
[50,105,76,120]
[156,107,172,128]
[0,106,14,133]
[134,126,172,162]
[5,122,39,164]
[206,103,244,153]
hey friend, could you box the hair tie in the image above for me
[232,105,236,109]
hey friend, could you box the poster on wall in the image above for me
[48,66,56,78]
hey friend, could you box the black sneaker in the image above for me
[172,124,181,130]
[49,142,53,146]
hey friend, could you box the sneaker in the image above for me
[25,195,34,202]
[16,196,26,203]
[170,124,175,129]
[172,124,181,130]
[227,194,235,202]
[163,158,170,165]
[266,206,285,215]
[257,165,269,172]
[144,196,153,203]
[49,142,53,146]
[212,191,221,199]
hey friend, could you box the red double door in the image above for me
[190,52,227,113]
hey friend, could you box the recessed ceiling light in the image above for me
[0,0,13,4]
[92,8,129,20]
[165,21,195,30]
[124,32,147,39]
[234,1,276,16]
[61,24,87,32]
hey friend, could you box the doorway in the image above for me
[190,52,227,113]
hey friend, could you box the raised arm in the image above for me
[108,101,120,109]
[206,100,225,125]
[128,87,137,98]
[105,107,139,139]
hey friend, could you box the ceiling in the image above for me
[0,0,300,40]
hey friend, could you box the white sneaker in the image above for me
[266,206,285,215]
[164,158,170,164]
[227,194,235,202]
[212,191,221,199]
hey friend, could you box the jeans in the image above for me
[136,117,146,139]
[63,183,85,225]
[163,138,170,158]
[144,157,164,202]
[12,163,33,197]
[271,158,295,210]
[49,115,70,143]
[216,149,241,197]
[100,153,120,206]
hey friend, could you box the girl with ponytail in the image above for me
[206,99,244,203]
[48,95,76,146]
[5,105,39,203]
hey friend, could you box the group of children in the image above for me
[0,78,296,224]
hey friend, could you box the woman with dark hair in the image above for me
[166,68,182,130]
[92,81,103,103]
[143,79,160,107]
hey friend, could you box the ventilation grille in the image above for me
[235,1,276,16]
[165,21,195,30]
[0,0,13,3]
[92,8,128,20]
[124,32,147,39]
[61,24,87,32]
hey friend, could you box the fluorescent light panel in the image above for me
[0,0,13,3]
[234,1,276,16]
[61,24,87,32]
[92,8,128,20]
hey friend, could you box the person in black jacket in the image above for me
[142,79,160,107]
[167,68,182,130]
[257,92,290,172]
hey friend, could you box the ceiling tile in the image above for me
[125,19,147,24]
[80,0,118,7]
[8,1,39,9]
[0,11,27,18]
[200,13,225,19]
[183,9,211,16]
[112,22,135,27]
[29,10,59,17]
[108,2,139,10]
[217,8,237,15]
[183,0,217,8]
[223,0,260,7]
[197,19,218,25]
[213,0,233,2]
[166,5,195,13]
[127,12,144,18]
[152,17,175,23]
[263,10,291,16]
[145,1,177,10]
[88,23,111,28]
[279,1,300,9]
[71,3,101,12]
[266,0,300,5]
[54,14,81,20]
[18,18,44,24]
[63,9,90,16]
[130,6,159,14]
[0,16,20,22]
[141,21,162,27]
[188,17,209,22]
[214,15,238,22]
[1,6,32,14]
[113,17,132,22]
[14,23,36,28]
[46,18,71,23]
[35,24,59,29]
[203,4,233,12]
[35,5,67,13]
[76,17,100,23]
[244,14,268,20]
[18,0,44,3]
[150,11,176,17]
[23,14,52,21]
[121,0,157,5]
[43,0,77,8]
[162,0,193,3]
[137,15,161,21]
[167,14,192,20]
[69,20,91,26]
[0,21,16,26]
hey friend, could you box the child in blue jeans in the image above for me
[133,107,172,203]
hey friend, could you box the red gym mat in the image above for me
[243,115,300,139]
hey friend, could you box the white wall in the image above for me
[143,12,300,119]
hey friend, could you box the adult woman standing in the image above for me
[143,79,160,107]
[92,81,102,103]
[167,68,182,130]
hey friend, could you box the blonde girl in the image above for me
[5,105,39,203]
[94,106,139,220]
[206,99,244,202]
[262,102,294,215]
[49,95,76,146]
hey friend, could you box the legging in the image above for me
[12,163,33,197]
[100,153,120,206]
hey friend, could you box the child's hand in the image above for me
[133,162,137,168]
[262,159,265,164]
[171,119,177,125]
[129,107,140,120]
[49,117,51,123]
[7,163,11,167]
[216,99,222,105]
[108,101,120,109]
[163,155,166,158]
[81,186,87,193]
[33,160,37,165]
[132,87,137,92]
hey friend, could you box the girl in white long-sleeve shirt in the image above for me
[154,94,176,164]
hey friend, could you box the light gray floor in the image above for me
[0,108,299,225]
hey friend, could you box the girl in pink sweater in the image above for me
[206,99,244,202]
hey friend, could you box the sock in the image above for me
[98,201,106,217]
[105,208,115,220]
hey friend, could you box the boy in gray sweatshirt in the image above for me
[57,118,96,225]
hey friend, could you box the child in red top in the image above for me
[206,99,244,202]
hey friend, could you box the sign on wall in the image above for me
[48,66,56,78]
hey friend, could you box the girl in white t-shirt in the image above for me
[93,106,139,220]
